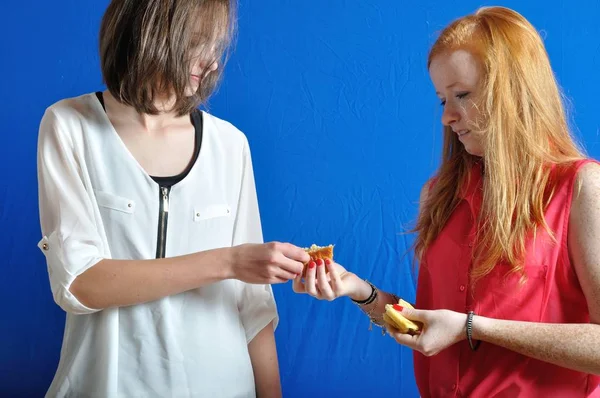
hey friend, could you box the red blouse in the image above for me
[414,160,600,397]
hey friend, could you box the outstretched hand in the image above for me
[385,307,467,356]
[230,242,310,284]
[292,259,360,301]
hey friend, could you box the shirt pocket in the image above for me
[94,190,137,247]
[191,203,234,250]
[95,190,136,214]
[194,204,230,222]
[475,262,548,322]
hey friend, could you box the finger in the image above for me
[292,274,306,293]
[385,323,419,348]
[275,268,298,282]
[391,331,419,349]
[315,284,322,296]
[277,242,311,264]
[392,306,426,332]
[398,306,426,323]
[326,259,343,294]
[274,254,305,275]
[270,276,292,285]
[384,322,400,336]
[316,259,335,299]
[304,261,319,297]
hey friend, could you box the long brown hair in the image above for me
[414,6,585,284]
[99,0,236,115]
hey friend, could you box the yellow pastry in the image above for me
[383,299,421,335]
[301,244,334,277]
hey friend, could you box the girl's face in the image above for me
[429,49,485,157]
[185,25,221,95]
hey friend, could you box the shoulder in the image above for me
[201,111,250,149]
[567,160,600,324]
[574,160,600,186]
[40,93,101,143]
[567,160,600,242]
[43,93,99,125]
[571,160,600,205]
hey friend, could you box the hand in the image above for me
[292,259,361,301]
[228,242,310,284]
[385,307,467,356]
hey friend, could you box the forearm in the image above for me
[70,248,233,310]
[248,322,282,398]
[473,316,600,375]
[348,276,399,325]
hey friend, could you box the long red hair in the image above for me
[414,7,585,284]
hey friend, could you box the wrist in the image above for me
[217,246,236,280]
[459,312,468,341]
[466,311,484,351]
[348,274,373,301]
[471,313,490,341]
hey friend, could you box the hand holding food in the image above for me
[301,244,334,277]
[383,299,422,335]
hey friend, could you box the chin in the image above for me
[465,149,484,157]
[184,85,199,97]
[463,144,484,157]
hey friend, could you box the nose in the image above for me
[207,60,218,73]
[441,102,460,127]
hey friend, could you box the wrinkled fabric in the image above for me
[37,93,277,397]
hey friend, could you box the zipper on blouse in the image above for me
[156,186,170,259]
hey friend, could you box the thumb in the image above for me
[396,305,426,322]
[280,242,310,263]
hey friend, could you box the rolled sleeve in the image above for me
[37,108,106,315]
[37,232,103,314]
[239,283,279,343]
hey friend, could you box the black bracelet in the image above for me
[466,311,481,351]
[362,286,378,306]
[351,280,376,305]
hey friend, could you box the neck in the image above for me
[103,90,184,132]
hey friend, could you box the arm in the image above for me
[70,251,231,310]
[38,108,306,314]
[472,316,600,374]
[343,179,432,321]
[248,322,282,398]
[346,276,402,325]
[389,165,600,375]
[293,180,431,322]
[67,242,304,311]
[471,162,600,375]
[232,137,286,395]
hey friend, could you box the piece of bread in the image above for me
[301,244,334,277]
[383,299,421,335]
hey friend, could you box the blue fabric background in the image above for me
[1,1,599,396]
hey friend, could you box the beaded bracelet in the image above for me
[350,280,400,335]
[466,311,481,351]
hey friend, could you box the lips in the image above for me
[456,130,470,137]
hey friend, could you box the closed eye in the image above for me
[440,92,470,107]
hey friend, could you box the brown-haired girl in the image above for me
[37,1,307,396]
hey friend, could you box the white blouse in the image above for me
[37,93,278,398]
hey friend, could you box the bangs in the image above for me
[100,0,237,116]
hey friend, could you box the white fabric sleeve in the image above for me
[233,138,279,343]
[37,108,105,315]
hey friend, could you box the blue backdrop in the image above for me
[2,1,599,396]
